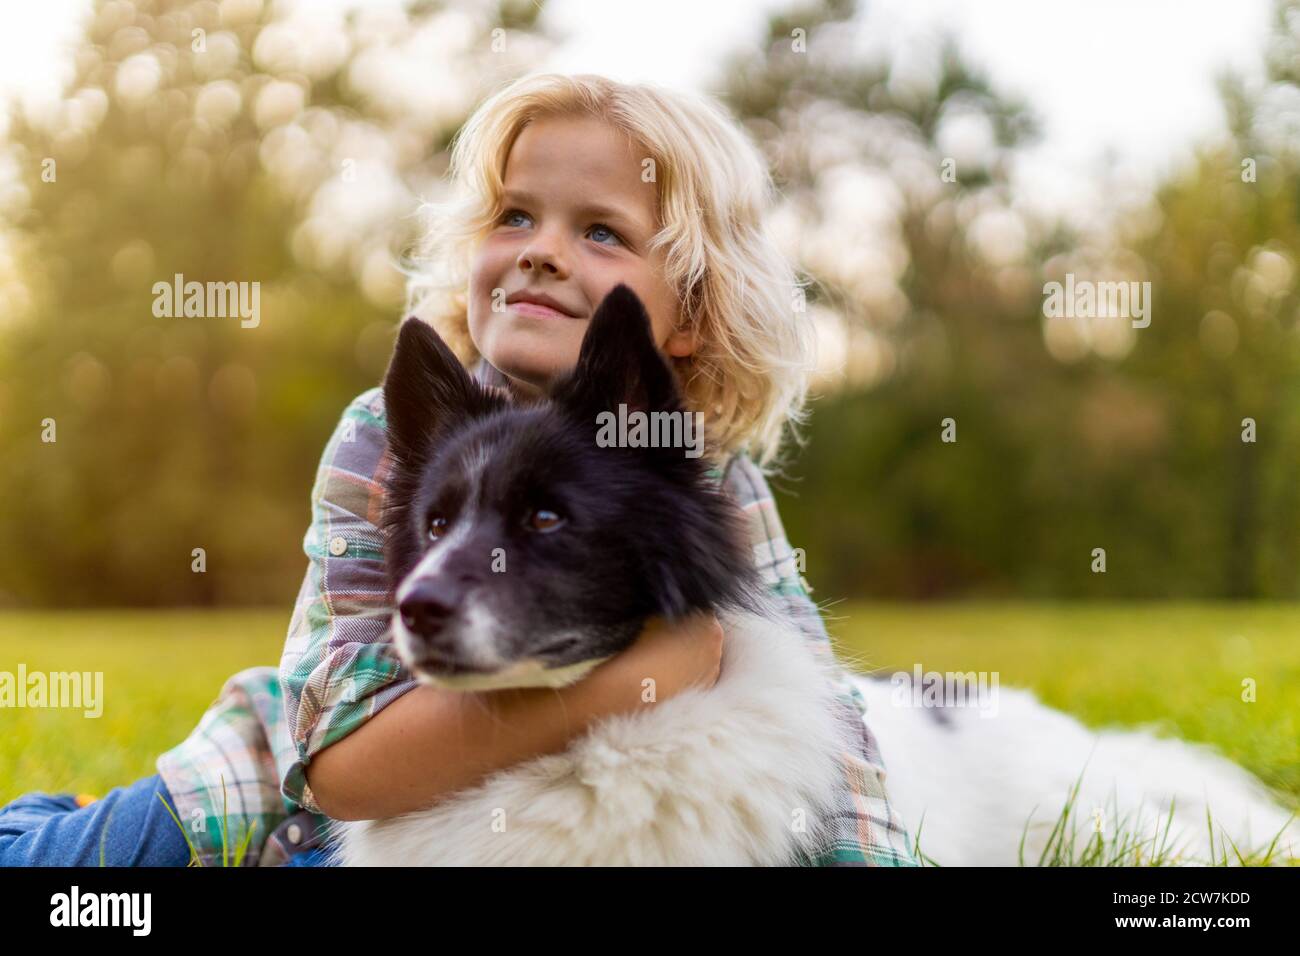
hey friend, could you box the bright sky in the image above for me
[0,0,1276,221]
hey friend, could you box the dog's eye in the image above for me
[526,508,564,533]
[427,513,449,541]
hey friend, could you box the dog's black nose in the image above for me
[399,583,457,637]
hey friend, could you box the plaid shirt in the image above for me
[155,360,919,867]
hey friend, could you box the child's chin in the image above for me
[486,358,563,399]
[487,332,583,387]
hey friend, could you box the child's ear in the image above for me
[553,283,685,420]
[383,317,494,459]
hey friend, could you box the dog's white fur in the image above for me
[851,676,1299,866]
[330,606,861,866]
[330,610,1299,867]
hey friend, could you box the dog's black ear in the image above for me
[383,317,492,460]
[552,284,684,420]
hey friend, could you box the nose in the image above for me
[517,232,568,278]
[398,579,461,639]
[397,578,495,677]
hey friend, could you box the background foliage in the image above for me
[3,0,1300,606]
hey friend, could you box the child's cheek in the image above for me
[470,240,504,308]
[468,247,508,321]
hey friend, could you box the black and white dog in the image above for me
[332,284,1298,866]
[331,285,862,865]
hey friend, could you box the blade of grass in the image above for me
[154,791,203,867]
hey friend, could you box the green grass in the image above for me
[2,602,1298,864]
[0,609,286,804]
[824,600,1300,810]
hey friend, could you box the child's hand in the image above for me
[585,612,724,712]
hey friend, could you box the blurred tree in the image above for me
[718,0,1066,599]
[4,0,1299,606]
[721,0,1300,600]
[0,0,549,605]
[1118,0,1300,598]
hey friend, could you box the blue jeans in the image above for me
[0,774,341,867]
[0,773,192,867]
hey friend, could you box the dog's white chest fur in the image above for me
[331,609,857,866]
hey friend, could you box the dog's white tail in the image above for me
[850,675,1299,866]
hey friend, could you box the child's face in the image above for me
[467,114,695,398]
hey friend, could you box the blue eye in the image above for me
[498,208,621,246]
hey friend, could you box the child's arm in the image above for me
[306,612,723,821]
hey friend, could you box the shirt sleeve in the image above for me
[278,387,419,814]
[723,452,921,867]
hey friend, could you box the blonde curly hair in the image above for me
[403,72,816,473]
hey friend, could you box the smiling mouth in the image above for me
[509,301,583,320]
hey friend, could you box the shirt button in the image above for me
[287,823,302,845]
[329,536,348,556]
